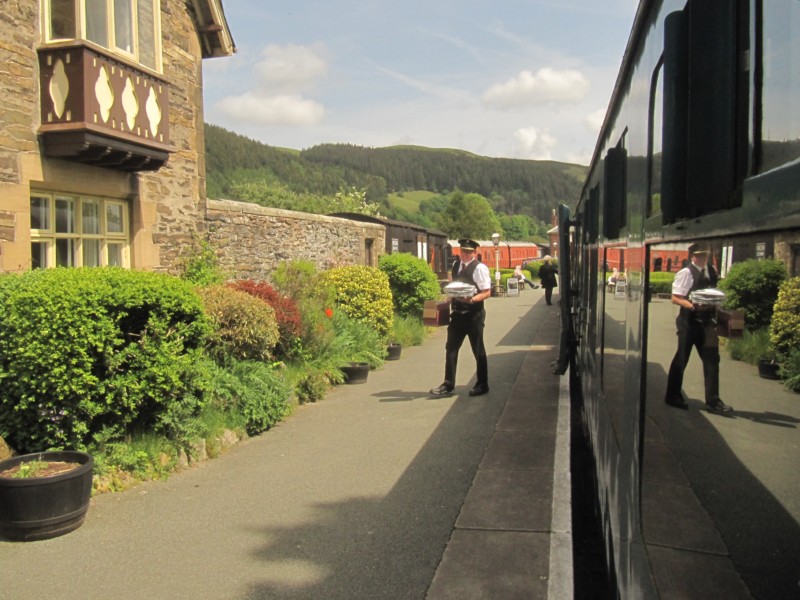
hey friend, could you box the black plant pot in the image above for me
[386,343,402,361]
[0,450,93,542]
[342,362,369,384]
[758,360,780,380]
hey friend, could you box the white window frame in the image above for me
[42,0,162,73]
[30,192,130,269]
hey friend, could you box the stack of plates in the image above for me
[689,288,726,306]
[443,282,477,298]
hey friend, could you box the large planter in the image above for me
[341,362,369,384]
[386,343,402,361]
[0,450,93,542]
[758,360,781,380]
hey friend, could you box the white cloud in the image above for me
[584,108,607,133]
[254,43,327,93]
[483,67,590,109]
[214,43,327,126]
[512,126,557,160]
[217,92,325,126]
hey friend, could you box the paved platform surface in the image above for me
[1,291,798,599]
[0,288,569,600]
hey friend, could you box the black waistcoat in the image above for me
[451,259,484,313]
[679,263,718,320]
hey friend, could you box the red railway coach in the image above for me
[448,240,542,270]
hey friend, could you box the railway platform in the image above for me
[0,288,569,600]
[1,291,797,599]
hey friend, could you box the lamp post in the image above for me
[491,232,501,295]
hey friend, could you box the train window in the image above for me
[647,59,664,219]
[602,136,627,240]
[758,3,800,173]
[661,1,745,223]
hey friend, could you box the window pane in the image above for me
[83,239,101,267]
[55,197,76,233]
[108,243,123,267]
[761,3,800,172]
[56,238,76,267]
[138,0,157,69]
[31,196,51,230]
[31,242,49,269]
[85,0,109,46]
[106,203,124,233]
[114,0,134,54]
[82,200,101,234]
[50,0,76,40]
[649,65,663,218]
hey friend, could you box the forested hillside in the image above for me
[204,123,587,231]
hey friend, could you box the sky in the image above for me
[202,1,640,166]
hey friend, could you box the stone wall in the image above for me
[206,199,386,281]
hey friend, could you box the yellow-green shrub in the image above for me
[321,265,394,338]
[770,276,800,360]
[198,285,280,362]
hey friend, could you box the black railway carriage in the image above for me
[561,1,800,598]
[330,213,451,278]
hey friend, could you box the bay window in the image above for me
[44,0,162,71]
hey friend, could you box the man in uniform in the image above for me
[664,243,733,414]
[430,239,492,397]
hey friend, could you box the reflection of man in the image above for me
[430,239,492,398]
[664,243,733,414]
[538,256,558,305]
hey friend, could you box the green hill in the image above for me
[204,123,587,229]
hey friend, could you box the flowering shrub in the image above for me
[198,285,280,362]
[227,279,302,359]
[320,265,394,338]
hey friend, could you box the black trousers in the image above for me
[444,309,488,389]
[544,286,556,305]
[665,315,720,404]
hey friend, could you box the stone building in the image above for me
[0,1,235,274]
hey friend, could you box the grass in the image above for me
[387,190,439,214]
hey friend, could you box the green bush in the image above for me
[390,314,427,347]
[779,349,800,393]
[179,239,226,286]
[769,276,800,361]
[0,268,210,454]
[719,259,786,331]
[198,285,280,362]
[726,328,772,365]
[321,265,394,338]
[200,358,292,435]
[378,253,441,317]
[649,272,675,295]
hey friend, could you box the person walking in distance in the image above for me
[664,243,733,414]
[429,239,492,398]
[538,255,558,305]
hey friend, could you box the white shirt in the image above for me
[459,258,492,292]
[672,263,707,297]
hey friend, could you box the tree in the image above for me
[438,191,502,239]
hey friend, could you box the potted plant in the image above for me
[0,450,93,541]
[341,362,370,384]
[758,354,781,380]
[386,342,402,361]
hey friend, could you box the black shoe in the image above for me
[706,399,733,414]
[468,385,489,397]
[429,384,454,397]
[665,396,689,410]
